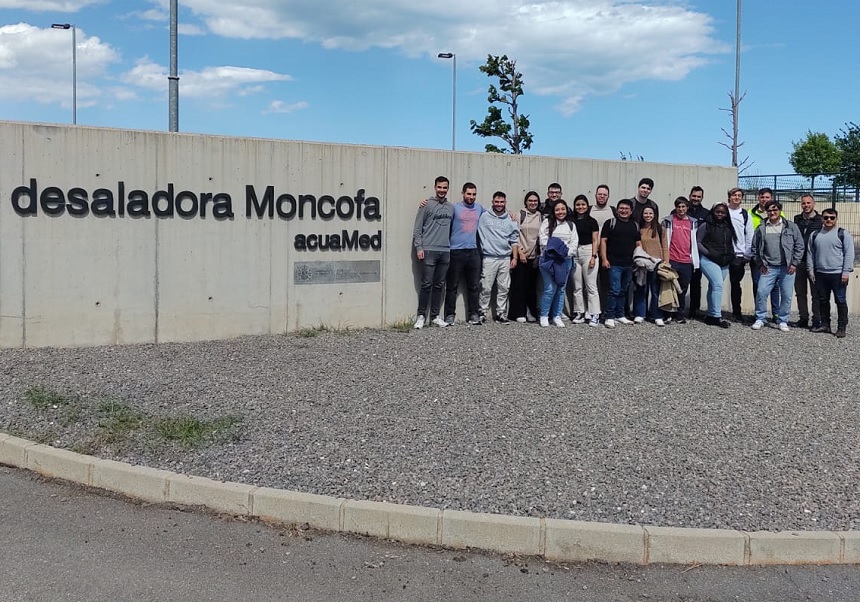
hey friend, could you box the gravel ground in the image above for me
[1,318,859,532]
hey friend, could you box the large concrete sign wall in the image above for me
[0,121,737,348]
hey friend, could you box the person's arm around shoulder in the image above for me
[413,205,428,260]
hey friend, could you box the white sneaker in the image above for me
[413,316,425,329]
[589,314,600,327]
[604,319,616,329]
[431,316,448,328]
[515,317,527,323]
[751,320,764,330]
[778,322,790,332]
[633,316,644,324]
[553,317,565,328]
[572,313,585,324]
[617,317,634,325]
[539,316,549,327]
[655,319,665,327]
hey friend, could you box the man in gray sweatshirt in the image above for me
[808,208,855,338]
[412,176,455,329]
[477,191,520,322]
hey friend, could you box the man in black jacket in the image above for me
[792,193,823,329]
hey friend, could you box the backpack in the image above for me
[809,227,845,248]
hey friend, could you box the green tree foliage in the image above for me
[469,54,534,154]
[789,131,841,189]
[834,122,860,190]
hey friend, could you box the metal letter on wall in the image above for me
[293,260,381,285]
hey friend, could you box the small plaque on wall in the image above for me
[293,260,381,285]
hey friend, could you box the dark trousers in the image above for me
[815,272,849,331]
[728,262,746,316]
[509,258,540,320]
[444,248,481,319]
[670,261,693,314]
[688,267,703,315]
[794,260,820,324]
[417,250,450,319]
[597,265,609,317]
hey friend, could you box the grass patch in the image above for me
[153,414,242,447]
[98,399,147,441]
[22,386,76,410]
[296,324,330,338]
[389,318,414,332]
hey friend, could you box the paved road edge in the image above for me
[2,433,858,566]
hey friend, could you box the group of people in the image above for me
[411,176,854,338]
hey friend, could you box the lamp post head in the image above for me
[51,23,72,29]
[437,52,454,59]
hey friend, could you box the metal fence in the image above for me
[738,172,860,263]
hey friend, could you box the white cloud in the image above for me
[0,23,119,104]
[176,0,728,114]
[0,0,104,11]
[123,57,291,99]
[264,100,309,114]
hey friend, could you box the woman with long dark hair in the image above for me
[696,202,738,328]
[538,200,578,327]
[570,194,600,326]
[634,206,668,325]
[510,191,542,322]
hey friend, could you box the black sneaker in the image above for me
[836,329,847,338]
[790,319,808,329]
[497,316,510,324]
[811,324,831,334]
[674,315,687,324]
[771,315,779,324]
[704,316,719,326]
[444,314,456,326]
[718,319,731,329]
[467,314,482,325]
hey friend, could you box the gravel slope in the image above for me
[2,320,858,532]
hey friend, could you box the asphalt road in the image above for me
[1,467,858,602]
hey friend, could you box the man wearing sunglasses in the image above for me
[749,201,804,332]
[808,209,854,338]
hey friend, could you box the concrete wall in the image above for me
[0,121,743,348]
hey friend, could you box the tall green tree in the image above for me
[469,54,534,154]
[788,131,841,189]
[834,122,860,195]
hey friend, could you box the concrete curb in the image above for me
[2,433,857,566]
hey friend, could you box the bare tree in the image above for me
[718,90,753,174]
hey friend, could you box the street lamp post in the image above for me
[437,52,456,151]
[51,23,76,125]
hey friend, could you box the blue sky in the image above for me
[0,1,857,179]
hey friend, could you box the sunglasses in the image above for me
[822,216,837,220]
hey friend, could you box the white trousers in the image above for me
[572,244,600,315]
[479,257,511,318]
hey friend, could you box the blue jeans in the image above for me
[751,262,779,316]
[607,265,633,319]
[633,271,662,319]
[699,256,728,318]
[539,259,572,319]
[755,264,795,324]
